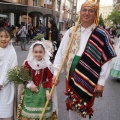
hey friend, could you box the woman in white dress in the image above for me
[110,36,120,79]
[0,27,17,120]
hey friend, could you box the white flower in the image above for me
[84,102,87,106]
[83,112,87,115]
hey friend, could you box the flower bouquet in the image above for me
[33,33,44,41]
[7,66,32,85]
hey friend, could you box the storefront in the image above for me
[0,2,60,27]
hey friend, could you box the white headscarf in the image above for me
[25,41,53,73]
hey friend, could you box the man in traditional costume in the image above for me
[53,0,116,120]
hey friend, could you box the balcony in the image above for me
[44,4,53,9]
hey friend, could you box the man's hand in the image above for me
[52,76,59,86]
[46,90,51,101]
[94,84,104,98]
[0,85,3,90]
[29,84,38,92]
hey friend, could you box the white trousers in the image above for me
[69,110,90,120]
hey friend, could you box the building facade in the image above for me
[99,5,113,20]
[59,0,78,31]
[0,0,60,28]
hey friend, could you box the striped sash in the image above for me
[69,27,116,102]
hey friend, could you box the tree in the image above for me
[106,9,120,28]
[98,14,105,27]
[76,15,79,21]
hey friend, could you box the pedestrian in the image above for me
[18,23,27,51]
[20,41,56,120]
[27,26,33,42]
[53,1,116,120]
[0,27,18,120]
[40,23,45,34]
[117,29,120,38]
[14,26,21,45]
[45,19,58,43]
[45,19,59,61]
[110,37,120,80]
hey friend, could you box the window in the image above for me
[25,0,28,5]
[18,0,22,3]
[38,0,40,6]
[33,0,37,6]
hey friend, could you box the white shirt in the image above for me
[53,24,111,86]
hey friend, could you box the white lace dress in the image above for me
[110,38,120,79]
[0,44,17,118]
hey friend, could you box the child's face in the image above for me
[0,31,10,48]
[32,45,45,61]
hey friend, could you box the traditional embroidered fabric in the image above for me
[64,25,81,79]
[21,62,53,119]
[68,26,116,102]
[64,24,96,79]
[21,84,53,119]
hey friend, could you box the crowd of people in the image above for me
[1,19,63,64]
[0,18,61,120]
[4,19,60,52]
[0,0,120,120]
[13,23,46,50]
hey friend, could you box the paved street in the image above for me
[15,44,120,120]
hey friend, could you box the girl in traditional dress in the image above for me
[0,27,18,120]
[110,39,120,80]
[21,41,54,120]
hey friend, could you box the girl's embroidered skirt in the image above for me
[21,84,52,119]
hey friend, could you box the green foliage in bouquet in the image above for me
[33,33,44,41]
[7,66,32,85]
